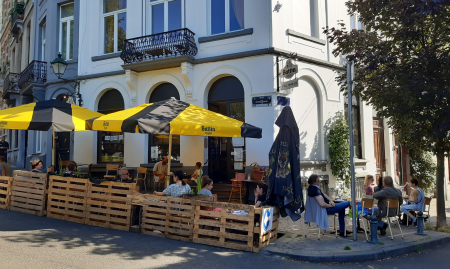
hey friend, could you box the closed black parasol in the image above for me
[265,106,302,221]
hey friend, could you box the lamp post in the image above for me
[50,53,83,106]
[347,60,357,241]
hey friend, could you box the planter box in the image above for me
[47,176,89,224]
[0,176,12,210]
[252,171,265,181]
[86,181,136,231]
[9,171,48,216]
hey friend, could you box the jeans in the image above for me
[326,201,350,233]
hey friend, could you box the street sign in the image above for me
[252,96,272,107]
[261,207,274,233]
[280,59,298,79]
[277,96,290,106]
[280,78,299,91]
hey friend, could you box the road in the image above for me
[0,210,448,269]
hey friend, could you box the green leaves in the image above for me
[328,112,351,185]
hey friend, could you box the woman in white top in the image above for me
[154,170,191,197]
[191,162,202,183]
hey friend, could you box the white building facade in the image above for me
[74,0,399,191]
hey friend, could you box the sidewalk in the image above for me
[261,200,450,262]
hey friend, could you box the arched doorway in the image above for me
[208,76,245,183]
[97,89,125,163]
[148,83,180,162]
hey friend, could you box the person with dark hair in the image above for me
[0,156,12,177]
[373,176,403,235]
[400,178,424,226]
[254,183,268,207]
[191,162,203,183]
[0,136,9,162]
[306,174,352,236]
[199,175,213,196]
[374,176,384,192]
[31,159,43,173]
[154,170,191,197]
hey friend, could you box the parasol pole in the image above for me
[52,126,55,167]
[348,61,357,241]
[166,133,172,188]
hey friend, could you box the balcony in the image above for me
[18,61,47,91]
[10,2,25,41]
[120,28,198,72]
[2,72,20,99]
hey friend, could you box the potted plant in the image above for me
[249,162,265,181]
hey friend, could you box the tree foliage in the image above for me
[409,148,437,194]
[328,112,351,184]
[324,0,450,227]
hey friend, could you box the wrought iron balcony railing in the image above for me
[18,60,47,90]
[120,28,198,64]
[2,72,20,98]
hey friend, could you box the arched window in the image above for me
[97,89,125,163]
[148,83,180,163]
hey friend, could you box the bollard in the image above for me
[416,211,426,235]
[368,215,379,244]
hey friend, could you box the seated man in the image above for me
[63,162,77,177]
[115,168,133,183]
[373,176,403,235]
[400,178,424,226]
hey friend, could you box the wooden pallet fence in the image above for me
[47,175,89,224]
[192,201,257,252]
[128,194,195,241]
[86,181,136,231]
[9,171,48,216]
[253,206,280,252]
[0,176,12,210]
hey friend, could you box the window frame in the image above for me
[35,131,42,153]
[59,3,74,60]
[102,0,127,54]
[41,22,46,61]
[146,0,184,35]
[208,0,244,36]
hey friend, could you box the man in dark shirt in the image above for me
[373,176,403,235]
[0,137,9,162]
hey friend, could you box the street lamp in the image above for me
[50,53,83,106]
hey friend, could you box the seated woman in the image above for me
[307,174,352,236]
[363,175,375,195]
[374,176,384,192]
[31,159,43,173]
[154,170,191,197]
[199,176,213,196]
[63,162,77,177]
[254,183,268,207]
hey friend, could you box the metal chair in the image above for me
[384,198,403,240]
[406,197,432,228]
[360,198,376,241]
[136,167,148,191]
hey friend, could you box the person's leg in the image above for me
[401,204,417,221]
[329,202,349,233]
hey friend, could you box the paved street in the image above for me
[1,209,450,269]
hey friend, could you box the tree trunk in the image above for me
[436,152,447,228]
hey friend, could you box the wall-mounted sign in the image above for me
[281,79,299,91]
[151,146,159,159]
[277,96,290,106]
[252,96,272,107]
[280,59,298,79]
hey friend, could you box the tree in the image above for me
[328,112,351,185]
[324,0,450,227]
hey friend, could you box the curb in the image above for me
[260,236,450,262]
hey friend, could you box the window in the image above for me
[103,0,127,54]
[310,0,319,37]
[210,0,244,35]
[41,23,46,61]
[35,131,42,153]
[60,3,74,60]
[97,89,125,163]
[344,95,363,159]
[148,0,182,34]
[350,15,364,31]
[148,83,180,163]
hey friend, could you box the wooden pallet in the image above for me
[47,175,89,224]
[9,171,48,216]
[128,194,196,241]
[86,181,136,231]
[0,176,12,210]
[192,201,279,252]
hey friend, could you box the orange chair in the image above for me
[136,167,148,191]
[228,173,246,204]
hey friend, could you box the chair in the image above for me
[384,198,403,240]
[104,164,119,179]
[406,197,432,228]
[136,167,148,192]
[360,198,376,241]
[304,196,342,239]
[228,173,245,204]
